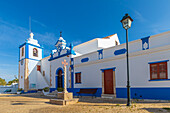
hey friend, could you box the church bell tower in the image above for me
[18,32,44,91]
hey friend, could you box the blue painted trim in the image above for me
[116,87,170,100]
[70,58,74,89]
[101,67,116,72]
[75,72,81,74]
[148,60,169,64]
[25,43,29,58]
[19,58,40,62]
[49,52,71,61]
[65,87,170,100]
[49,43,76,61]
[70,43,76,55]
[149,79,170,81]
[70,65,73,69]
[55,67,64,89]
[50,88,56,93]
[19,42,26,48]
[97,49,103,60]
[81,57,89,63]
[19,48,20,61]
[62,75,64,88]
[42,48,44,58]
[56,67,64,75]
[19,42,43,49]
[27,90,37,93]
[114,48,126,55]
[141,36,150,50]
[67,88,102,97]
[71,49,76,55]
[55,76,58,89]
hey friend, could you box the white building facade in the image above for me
[19,31,170,100]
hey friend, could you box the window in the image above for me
[150,62,168,80]
[115,41,118,46]
[33,48,38,57]
[30,84,36,88]
[37,65,41,72]
[75,72,81,83]
[22,47,24,56]
[43,71,45,76]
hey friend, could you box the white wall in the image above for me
[41,56,51,86]
[28,60,39,89]
[73,31,170,89]
[19,60,25,89]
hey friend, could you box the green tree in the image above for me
[6,78,19,85]
[0,78,7,86]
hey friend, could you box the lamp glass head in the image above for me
[121,14,133,30]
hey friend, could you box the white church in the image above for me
[19,30,170,100]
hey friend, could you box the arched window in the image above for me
[22,47,24,56]
[115,41,118,46]
[33,48,38,57]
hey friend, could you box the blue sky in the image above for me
[0,0,169,82]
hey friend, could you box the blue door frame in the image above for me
[55,67,64,89]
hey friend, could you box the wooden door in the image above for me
[104,69,113,94]
[58,70,63,88]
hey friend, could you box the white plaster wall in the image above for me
[36,71,49,89]
[150,32,170,49]
[74,46,170,89]
[128,40,142,53]
[98,34,120,48]
[73,39,98,55]
[74,52,98,65]
[19,61,25,89]
[41,56,51,85]
[74,32,170,66]
[28,45,42,60]
[28,60,39,89]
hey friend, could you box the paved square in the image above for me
[0,94,170,113]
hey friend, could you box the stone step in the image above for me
[46,94,57,97]
[101,94,116,99]
[50,98,79,106]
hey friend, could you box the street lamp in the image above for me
[120,13,133,106]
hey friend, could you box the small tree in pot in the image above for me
[57,87,64,92]
[43,87,49,95]
[17,88,23,94]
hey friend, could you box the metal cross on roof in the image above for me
[60,31,62,37]
[62,59,68,67]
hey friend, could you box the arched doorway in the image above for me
[55,67,64,89]
[57,69,63,88]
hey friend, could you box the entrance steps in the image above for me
[101,94,116,99]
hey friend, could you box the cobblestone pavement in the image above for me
[0,94,170,113]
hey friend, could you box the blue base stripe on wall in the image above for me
[50,87,170,100]
[116,87,170,100]
[67,88,102,97]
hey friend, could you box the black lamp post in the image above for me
[120,13,133,106]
